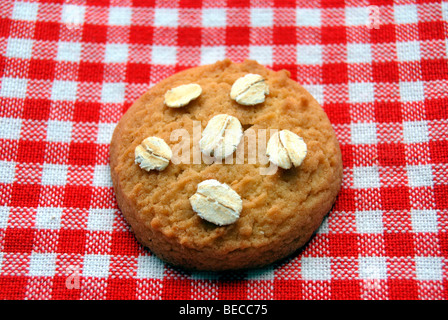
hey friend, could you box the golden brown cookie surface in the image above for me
[110,59,343,271]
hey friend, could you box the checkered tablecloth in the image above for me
[0,0,447,300]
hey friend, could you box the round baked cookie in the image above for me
[110,59,343,271]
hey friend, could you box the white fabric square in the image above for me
[296,8,321,27]
[397,41,421,62]
[1,77,27,98]
[353,166,381,189]
[443,2,448,21]
[356,210,384,234]
[349,82,375,103]
[97,122,117,144]
[105,43,128,63]
[82,254,110,278]
[151,46,177,65]
[0,206,10,229]
[411,209,438,233]
[250,8,273,27]
[359,257,387,280]
[415,256,443,281]
[249,46,273,65]
[36,207,63,230]
[6,38,33,59]
[93,165,113,187]
[0,161,15,184]
[0,117,22,140]
[12,1,39,21]
[202,8,226,27]
[61,4,85,25]
[101,82,125,103]
[394,5,418,24]
[347,43,372,63]
[108,6,132,26]
[137,255,165,279]
[403,121,429,143]
[41,163,68,186]
[345,7,369,26]
[399,81,424,102]
[46,120,72,142]
[87,209,116,231]
[201,46,226,65]
[29,253,57,276]
[301,257,331,280]
[51,80,77,101]
[56,42,82,62]
[351,122,377,144]
[154,8,178,27]
[296,45,322,65]
[406,164,433,187]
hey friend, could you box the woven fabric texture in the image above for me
[0,0,447,300]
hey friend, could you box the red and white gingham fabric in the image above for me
[0,0,447,300]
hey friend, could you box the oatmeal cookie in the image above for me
[110,59,343,271]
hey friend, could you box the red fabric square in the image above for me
[23,98,51,121]
[388,279,418,300]
[64,185,92,209]
[434,185,448,209]
[129,26,154,45]
[86,0,110,6]
[179,0,202,8]
[418,21,445,41]
[226,27,250,46]
[227,0,250,7]
[381,187,410,211]
[331,280,361,300]
[324,103,350,124]
[218,279,248,299]
[372,61,399,83]
[82,24,108,44]
[378,143,405,167]
[126,63,151,84]
[73,101,100,123]
[0,276,28,299]
[34,21,60,41]
[0,18,11,38]
[178,27,202,46]
[3,227,35,252]
[370,24,396,44]
[425,98,448,120]
[274,0,296,7]
[0,55,5,77]
[430,140,448,164]
[321,26,346,45]
[28,59,55,80]
[110,231,141,256]
[107,278,137,300]
[17,140,46,164]
[375,101,402,123]
[421,59,448,81]
[57,229,86,254]
[68,142,97,165]
[329,233,359,257]
[273,26,297,45]
[439,232,448,256]
[334,188,356,212]
[162,279,192,300]
[322,63,348,84]
[273,280,302,299]
[384,232,415,257]
[78,62,104,83]
[370,0,393,5]
[132,0,155,7]
[321,0,346,7]
[51,276,81,300]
